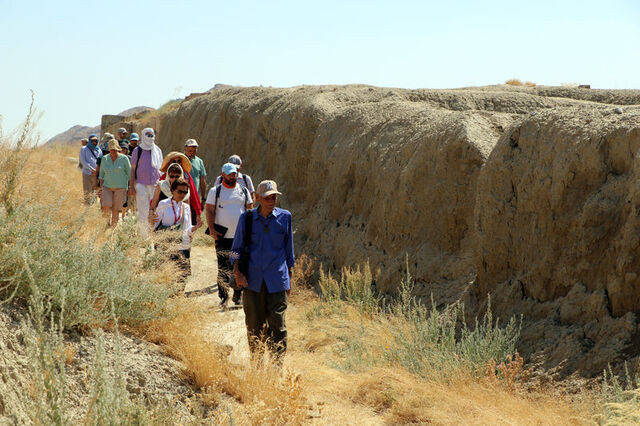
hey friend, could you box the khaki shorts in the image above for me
[102,187,127,209]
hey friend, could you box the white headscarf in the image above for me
[140,127,163,170]
[159,164,190,201]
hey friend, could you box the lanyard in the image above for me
[171,200,182,225]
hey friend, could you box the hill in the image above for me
[100,83,640,378]
[46,106,155,145]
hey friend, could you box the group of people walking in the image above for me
[79,128,294,360]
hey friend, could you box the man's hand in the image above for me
[235,271,248,288]
[212,229,222,241]
[149,210,158,225]
[194,215,203,230]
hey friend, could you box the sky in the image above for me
[1,0,639,141]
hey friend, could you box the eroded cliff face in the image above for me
[104,85,640,376]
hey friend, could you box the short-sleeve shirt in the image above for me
[206,184,249,239]
[189,156,207,193]
[131,147,161,186]
[214,173,255,193]
[98,154,131,189]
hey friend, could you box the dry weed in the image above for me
[506,78,524,86]
[485,351,533,391]
[144,299,308,424]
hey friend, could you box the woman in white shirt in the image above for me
[152,177,193,283]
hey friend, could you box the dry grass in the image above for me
[505,79,537,87]
[286,297,592,425]
[143,298,308,424]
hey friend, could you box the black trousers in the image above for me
[215,238,235,298]
[242,281,288,358]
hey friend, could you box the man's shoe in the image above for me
[219,288,229,306]
[232,290,242,305]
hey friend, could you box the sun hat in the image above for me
[185,139,198,147]
[103,132,114,141]
[257,180,282,197]
[107,139,122,152]
[80,137,88,142]
[117,127,127,133]
[129,133,139,141]
[221,163,238,175]
[160,152,192,173]
[228,155,242,166]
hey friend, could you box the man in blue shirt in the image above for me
[232,180,294,360]
[79,134,103,204]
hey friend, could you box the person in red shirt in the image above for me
[159,152,203,228]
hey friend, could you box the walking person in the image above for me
[160,152,203,228]
[151,177,193,283]
[215,155,255,201]
[151,163,192,210]
[184,139,207,203]
[128,132,139,155]
[206,163,253,306]
[79,133,102,204]
[98,139,131,227]
[78,138,88,168]
[232,180,294,361]
[129,128,163,237]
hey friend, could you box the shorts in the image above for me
[102,187,127,209]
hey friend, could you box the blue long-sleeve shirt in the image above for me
[231,207,295,293]
[79,143,103,176]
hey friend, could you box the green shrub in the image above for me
[319,262,380,314]
[0,204,170,329]
[319,262,521,381]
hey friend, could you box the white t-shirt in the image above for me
[214,173,255,193]
[153,198,193,249]
[206,184,249,239]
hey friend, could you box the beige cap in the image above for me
[257,180,282,197]
[107,139,121,152]
[184,138,198,147]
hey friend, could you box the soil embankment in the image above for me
[104,84,640,376]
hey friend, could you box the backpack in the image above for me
[214,182,251,207]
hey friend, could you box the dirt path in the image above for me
[183,246,250,365]
[181,245,384,424]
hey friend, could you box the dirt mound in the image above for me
[0,306,199,423]
[101,84,640,376]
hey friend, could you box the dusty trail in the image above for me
[183,246,250,365]
[180,245,384,424]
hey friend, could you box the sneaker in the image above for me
[232,290,242,305]
[219,287,229,306]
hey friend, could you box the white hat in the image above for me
[257,180,282,197]
[185,139,198,147]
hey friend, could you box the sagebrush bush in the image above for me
[318,263,521,380]
[0,205,170,329]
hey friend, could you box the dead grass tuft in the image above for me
[506,78,524,86]
[144,299,308,424]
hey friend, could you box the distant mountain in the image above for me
[47,106,155,145]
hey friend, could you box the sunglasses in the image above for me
[170,159,181,164]
[168,174,180,179]
[176,189,188,195]
[144,132,154,137]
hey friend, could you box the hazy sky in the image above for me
[1,0,639,141]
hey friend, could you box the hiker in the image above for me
[128,132,139,155]
[206,163,253,306]
[117,127,130,155]
[152,177,193,281]
[151,163,191,209]
[214,155,255,201]
[100,132,114,155]
[160,152,203,228]
[98,139,131,227]
[79,133,103,204]
[184,139,207,202]
[232,180,294,360]
[78,138,88,168]
[129,128,163,237]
